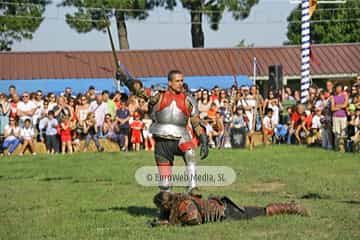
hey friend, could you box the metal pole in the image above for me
[253,57,257,86]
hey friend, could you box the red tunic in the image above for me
[60,122,72,142]
[130,120,144,144]
[157,91,190,116]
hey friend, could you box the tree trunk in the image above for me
[190,10,204,48]
[115,12,129,49]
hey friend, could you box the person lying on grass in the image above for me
[148,191,309,227]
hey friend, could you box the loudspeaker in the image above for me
[268,65,283,93]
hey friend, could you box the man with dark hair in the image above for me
[149,191,309,227]
[115,100,130,151]
[121,69,209,195]
[63,87,73,99]
[87,86,96,102]
[8,85,17,98]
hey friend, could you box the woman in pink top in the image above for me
[331,83,348,152]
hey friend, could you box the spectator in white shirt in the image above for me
[19,119,36,155]
[88,95,107,136]
[2,117,21,156]
[309,108,323,145]
[237,87,256,132]
[312,108,323,130]
[32,90,44,125]
[17,92,37,127]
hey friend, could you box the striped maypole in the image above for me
[301,0,311,104]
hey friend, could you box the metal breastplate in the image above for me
[149,100,189,139]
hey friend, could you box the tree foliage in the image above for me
[181,0,258,29]
[0,0,49,51]
[176,0,259,48]
[235,39,254,47]
[59,0,169,49]
[286,1,360,44]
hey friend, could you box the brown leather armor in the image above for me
[155,192,225,225]
[153,192,309,227]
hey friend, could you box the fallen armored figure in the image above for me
[149,192,309,227]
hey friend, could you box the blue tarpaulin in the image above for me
[0,78,123,95]
[0,75,253,94]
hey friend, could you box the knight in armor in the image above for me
[149,191,310,227]
[121,70,209,194]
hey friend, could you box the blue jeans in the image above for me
[3,138,21,154]
[108,134,123,146]
[287,131,294,144]
[321,128,333,150]
[84,133,102,150]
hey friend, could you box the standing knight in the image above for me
[119,70,209,194]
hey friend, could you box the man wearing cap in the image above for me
[120,70,209,197]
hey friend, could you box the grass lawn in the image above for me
[0,145,359,240]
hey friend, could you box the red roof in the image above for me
[1,43,359,80]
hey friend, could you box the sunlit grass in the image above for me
[0,146,359,240]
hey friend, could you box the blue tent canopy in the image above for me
[0,75,253,95]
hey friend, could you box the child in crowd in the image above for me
[351,109,360,144]
[142,113,154,151]
[204,117,215,148]
[83,112,104,152]
[348,107,360,151]
[72,131,80,153]
[130,111,144,152]
[2,117,21,156]
[207,102,218,121]
[295,113,310,144]
[19,119,36,155]
[219,100,232,148]
[320,109,333,150]
[102,113,122,147]
[262,108,274,145]
[59,116,73,154]
[231,107,247,130]
[229,107,248,148]
[43,111,59,154]
[308,108,323,145]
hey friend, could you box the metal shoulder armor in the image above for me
[186,95,199,117]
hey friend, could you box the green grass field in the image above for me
[0,146,359,240]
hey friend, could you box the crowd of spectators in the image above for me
[0,76,359,156]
